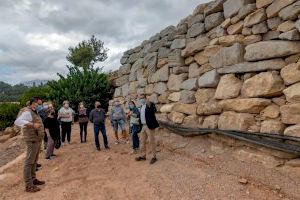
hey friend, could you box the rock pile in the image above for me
[111,0,300,137]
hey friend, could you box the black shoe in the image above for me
[96,147,101,151]
[45,157,51,160]
[36,163,42,168]
[105,146,110,150]
[51,154,56,157]
[135,156,146,161]
[150,157,157,165]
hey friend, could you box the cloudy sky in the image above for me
[0,0,209,84]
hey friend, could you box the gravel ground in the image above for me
[0,123,293,200]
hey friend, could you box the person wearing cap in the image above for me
[14,97,46,193]
[58,100,74,145]
[110,99,128,144]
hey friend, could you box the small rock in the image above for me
[105,156,112,161]
[208,155,214,159]
[238,178,248,184]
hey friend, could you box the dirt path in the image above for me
[0,123,288,200]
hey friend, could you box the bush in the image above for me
[0,103,21,131]
[19,86,51,106]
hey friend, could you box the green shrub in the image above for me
[0,103,21,131]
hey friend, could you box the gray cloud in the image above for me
[0,0,210,84]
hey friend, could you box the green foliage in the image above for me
[48,66,113,111]
[66,35,108,69]
[19,86,51,106]
[0,81,29,102]
[0,103,21,131]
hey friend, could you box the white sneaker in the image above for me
[114,141,120,145]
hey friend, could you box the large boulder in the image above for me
[210,43,245,69]
[202,115,219,129]
[244,8,267,27]
[168,49,184,67]
[168,92,181,102]
[279,29,300,41]
[173,103,198,115]
[180,78,198,91]
[284,124,300,137]
[149,64,169,83]
[198,69,220,88]
[219,98,271,113]
[218,111,255,131]
[180,90,196,104]
[204,12,225,31]
[283,82,300,103]
[145,84,154,95]
[118,64,131,75]
[168,111,186,124]
[121,83,129,96]
[260,120,286,134]
[256,0,273,9]
[217,59,286,74]
[115,75,129,87]
[189,63,201,78]
[170,39,186,50]
[280,63,300,85]
[244,41,300,61]
[129,81,139,94]
[187,23,205,38]
[260,104,280,119]
[204,0,226,16]
[143,52,158,73]
[183,115,202,127]
[160,104,175,113]
[218,35,245,47]
[197,102,222,115]
[167,74,188,91]
[153,82,168,95]
[223,0,255,18]
[241,71,285,97]
[266,0,296,18]
[195,88,216,104]
[280,103,300,124]
[278,1,300,20]
[181,37,210,57]
[214,74,242,99]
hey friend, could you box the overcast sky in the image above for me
[0,0,209,84]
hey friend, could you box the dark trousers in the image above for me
[93,124,108,149]
[79,122,88,142]
[61,122,72,143]
[131,125,140,149]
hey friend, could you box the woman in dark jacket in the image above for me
[78,102,89,143]
[44,106,60,159]
[127,101,141,154]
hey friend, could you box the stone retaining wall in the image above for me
[110,0,300,138]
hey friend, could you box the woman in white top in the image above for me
[58,101,74,144]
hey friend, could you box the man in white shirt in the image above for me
[15,97,46,193]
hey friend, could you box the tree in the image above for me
[19,86,51,106]
[48,66,113,111]
[66,35,108,69]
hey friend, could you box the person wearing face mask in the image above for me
[89,101,109,151]
[78,102,89,143]
[127,101,141,154]
[58,101,74,145]
[135,95,159,164]
[14,97,46,193]
[110,100,128,144]
[44,105,60,160]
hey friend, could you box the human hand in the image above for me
[33,123,42,129]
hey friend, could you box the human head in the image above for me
[128,101,136,110]
[138,95,146,105]
[63,100,69,108]
[29,97,39,111]
[37,98,43,105]
[95,101,101,109]
[26,101,30,107]
[46,107,55,117]
[79,102,85,109]
[114,99,120,106]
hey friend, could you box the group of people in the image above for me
[14,94,160,193]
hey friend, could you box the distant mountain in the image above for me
[20,80,49,87]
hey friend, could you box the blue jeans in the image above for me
[130,125,140,149]
[93,124,109,149]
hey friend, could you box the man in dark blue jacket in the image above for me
[135,95,159,164]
